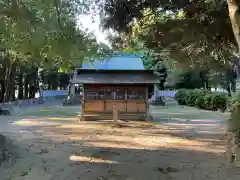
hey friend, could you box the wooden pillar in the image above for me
[80,85,85,121]
[145,86,150,121]
[113,103,118,124]
[124,88,127,112]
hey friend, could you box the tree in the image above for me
[101,1,235,66]
[0,0,103,101]
[95,0,240,92]
[227,0,240,53]
[96,0,240,56]
[143,52,168,90]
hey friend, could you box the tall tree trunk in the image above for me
[227,0,240,52]
[227,82,232,97]
[24,75,29,99]
[200,71,209,89]
[18,72,23,99]
[3,58,12,102]
[0,62,4,102]
[231,79,237,92]
[29,85,34,99]
[47,76,51,90]
[0,80,4,102]
[205,75,209,90]
[28,69,38,99]
[228,0,240,93]
[9,63,16,101]
[29,83,38,99]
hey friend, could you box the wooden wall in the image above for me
[83,84,148,113]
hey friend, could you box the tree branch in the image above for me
[18,0,40,24]
[0,9,11,16]
[54,0,62,28]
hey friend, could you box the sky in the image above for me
[78,14,110,45]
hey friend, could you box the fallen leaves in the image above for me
[36,148,49,154]
[157,166,179,174]
[20,171,28,176]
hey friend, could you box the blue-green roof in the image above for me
[82,53,144,70]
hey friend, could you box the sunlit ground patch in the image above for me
[23,110,79,117]
[82,132,225,154]
[190,119,220,123]
[13,120,58,126]
[153,112,186,115]
[49,117,77,121]
[69,155,118,164]
[40,109,53,112]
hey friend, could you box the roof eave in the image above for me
[75,69,153,73]
[70,80,160,84]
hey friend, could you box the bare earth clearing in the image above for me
[0,103,239,180]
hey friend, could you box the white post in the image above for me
[70,84,75,97]
[153,84,158,100]
[39,85,44,102]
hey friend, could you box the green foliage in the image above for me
[195,95,206,109]
[230,93,240,107]
[212,94,228,111]
[173,70,203,89]
[202,94,214,110]
[185,90,198,106]
[98,0,204,32]
[229,93,240,132]
[0,0,104,69]
[186,89,207,107]
[228,93,240,113]
[175,89,228,111]
[174,89,188,105]
[175,89,207,106]
[121,45,168,88]
[229,105,240,132]
[99,0,236,77]
[0,0,107,102]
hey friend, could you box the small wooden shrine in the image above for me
[70,54,158,120]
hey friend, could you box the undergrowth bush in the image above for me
[203,93,214,110]
[174,89,188,105]
[195,95,205,109]
[212,94,228,112]
[229,93,240,132]
[184,90,201,106]
[175,89,227,112]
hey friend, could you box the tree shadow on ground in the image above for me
[63,144,239,180]
[15,132,238,180]
[11,115,226,148]
[5,127,239,180]
[3,105,238,180]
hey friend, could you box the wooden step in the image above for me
[81,112,146,121]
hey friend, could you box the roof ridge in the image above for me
[81,53,145,70]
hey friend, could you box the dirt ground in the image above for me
[0,103,239,180]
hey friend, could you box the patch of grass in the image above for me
[150,105,227,121]
[40,109,53,112]
[22,108,80,117]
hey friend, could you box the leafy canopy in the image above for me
[97,0,237,72]
[0,0,103,70]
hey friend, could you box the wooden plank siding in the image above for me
[83,84,148,113]
[84,100,147,113]
[85,100,104,112]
